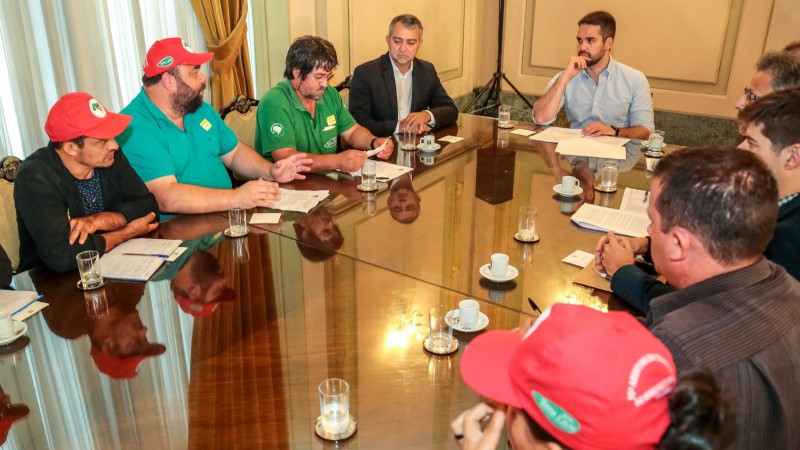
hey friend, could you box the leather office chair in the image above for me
[0,179,20,272]
[220,96,260,185]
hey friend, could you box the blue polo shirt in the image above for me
[255,79,357,162]
[119,88,238,189]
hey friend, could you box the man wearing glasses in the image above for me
[256,36,394,173]
[736,50,800,111]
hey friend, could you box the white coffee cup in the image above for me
[490,253,509,277]
[458,299,480,327]
[560,176,579,193]
[419,135,435,150]
[0,311,15,338]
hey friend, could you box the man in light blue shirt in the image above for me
[533,11,653,140]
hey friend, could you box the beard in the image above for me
[581,47,606,67]
[299,80,325,100]
[171,76,205,115]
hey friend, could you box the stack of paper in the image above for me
[100,238,183,281]
[531,126,630,160]
[1,289,47,320]
[349,161,414,180]
[570,188,651,237]
[273,188,330,213]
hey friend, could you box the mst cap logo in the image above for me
[182,40,193,51]
[270,123,284,135]
[88,98,107,118]
[157,56,174,67]
[533,391,580,434]
[626,353,676,407]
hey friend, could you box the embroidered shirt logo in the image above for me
[157,56,174,67]
[271,123,284,135]
[200,118,212,131]
[88,98,107,118]
[324,137,337,148]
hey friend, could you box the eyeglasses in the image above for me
[743,87,760,103]
[311,72,335,82]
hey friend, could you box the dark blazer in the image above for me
[349,53,458,137]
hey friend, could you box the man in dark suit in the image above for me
[349,14,458,137]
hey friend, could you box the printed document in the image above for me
[531,126,630,146]
[272,188,329,213]
[571,203,650,237]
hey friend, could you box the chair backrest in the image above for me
[335,75,352,109]
[0,180,19,271]
[221,96,260,149]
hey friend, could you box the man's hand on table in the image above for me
[338,150,368,172]
[399,112,432,135]
[595,231,637,276]
[581,121,615,137]
[450,403,506,450]
[69,212,128,245]
[235,179,281,208]
[269,152,312,182]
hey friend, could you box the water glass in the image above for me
[498,104,511,128]
[76,250,103,289]
[517,206,538,241]
[228,207,248,237]
[400,129,418,151]
[648,130,665,153]
[319,378,350,435]
[428,305,454,353]
[361,159,377,190]
[601,161,619,190]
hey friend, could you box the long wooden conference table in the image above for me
[3,114,664,449]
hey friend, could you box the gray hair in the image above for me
[756,51,800,91]
[388,14,423,39]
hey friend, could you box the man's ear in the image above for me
[667,227,693,262]
[61,141,80,156]
[782,144,800,170]
[161,71,176,90]
[292,68,301,80]
[604,36,614,50]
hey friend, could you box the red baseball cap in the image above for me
[90,344,167,379]
[44,92,132,142]
[143,37,213,77]
[460,304,677,449]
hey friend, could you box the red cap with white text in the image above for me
[143,37,213,77]
[459,304,677,449]
[44,92,131,142]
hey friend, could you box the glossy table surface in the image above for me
[1,115,672,449]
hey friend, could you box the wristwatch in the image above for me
[370,138,378,150]
[611,126,620,137]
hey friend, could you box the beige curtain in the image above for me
[190,0,254,111]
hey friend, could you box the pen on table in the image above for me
[123,252,171,258]
[528,297,542,314]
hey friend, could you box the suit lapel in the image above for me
[381,54,398,118]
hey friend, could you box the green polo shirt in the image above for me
[119,88,238,189]
[255,79,357,162]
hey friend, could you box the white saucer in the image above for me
[479,264,519,282]
[553,184,583,197]
[0,321,27,345]
[446,310,489,332]
[314,414,357,441]
[417,143,441,152]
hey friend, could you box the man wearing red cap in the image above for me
[14,92,159,273]
[255,36,394,172]
[119,37,312,216]
[452,304,731,449]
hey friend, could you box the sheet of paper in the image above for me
[531,127,630,146]
[365,139,387,157]
[272,188,329,213]
[510,129,536,136]
[555,137,626,160]
[350,161,414,181]
[620,188,650,215]
[109,238,182,258]
[13,301,48,321]
[0,290,43,318]
[99,253,165,281]
[571,204,650,237]
[250,212,281,224]
[562,250,595,268]
[166,247,187,262]
[572,258,612,292]
[438,135,464,143]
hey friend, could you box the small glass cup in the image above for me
[361,159,377,191]
[76,250,103,289]
[228,207,248,237]
[517,206,538,241]
[400,129,418,151]
[319,378,350,435]
[428,305,455,353]
[498,104,512,128]
[648,130,665,153]
[600,161,619,191]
